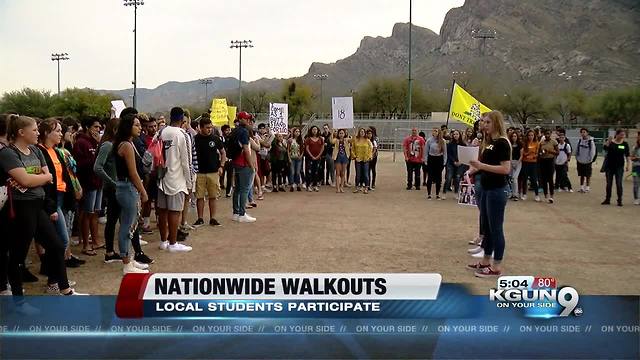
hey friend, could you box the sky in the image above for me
[0,0,465,95]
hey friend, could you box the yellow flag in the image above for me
[448,83,491,127]
[210,98,228,127]
[227,106,237,128]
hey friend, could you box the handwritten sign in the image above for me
[269,103,289,134]
[211,98,228,127]
[332,97,354,129]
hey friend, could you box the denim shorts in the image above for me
[81,188,103,213]
[335,153,349,164]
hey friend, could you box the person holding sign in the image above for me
[331,129,352,193]
[601,129,631,206]
[467,111,511,278]
[304,126,324,192]
[352,128,373,194]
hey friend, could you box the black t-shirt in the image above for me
[511,142,521,160]
[480,138,511,190]
[194,133,224,173]
[604,141,630,170]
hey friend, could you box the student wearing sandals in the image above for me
[0,116,86,306]
[331,129,351,193]
[113,113,150,274]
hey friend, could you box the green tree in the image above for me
[589,86,640,126]
[244,89,275,114]
[548,89,587,124]
[51,88,116,119]
[501,87,546,125]
[281,81,313,125]
[0,88,55,118]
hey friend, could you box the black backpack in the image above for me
[225,127,244,161]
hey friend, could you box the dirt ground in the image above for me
[24,152,639,296]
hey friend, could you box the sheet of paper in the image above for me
[111,100,126,118]
[457,145,479,165]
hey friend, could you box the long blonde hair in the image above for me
[480,111,511,158]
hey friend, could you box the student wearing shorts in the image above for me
[193,117,226,227]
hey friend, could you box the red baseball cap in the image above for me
[236,111,254,121]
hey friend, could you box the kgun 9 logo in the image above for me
[490,287,580,317]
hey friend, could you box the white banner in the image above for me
[269,103,289,134]
[332,97,354,129]
[142,273,442,300]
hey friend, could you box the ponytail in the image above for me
[7,115,35,142]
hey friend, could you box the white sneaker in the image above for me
[585,186,591,192]
[158,241,169,250]
[139,239,148,246]
[132,260,149,270]
[467,246,483,254]
[123,262,149,274]
[535,196,541,202]
[521,195,527,201]
[181,224,196,231]
[232,214,240,222]
[472,251,493,259]
[238,214,256,223]
[441,195,447,200]
[64,289,89,296]
[168,243,193,253]
[557,188,563,193]
[568,189,574,193]
[98,216,107,225]
[0,289,12,296]
[634,199,640,205]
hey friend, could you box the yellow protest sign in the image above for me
[227,106,237,127]
[211,98,228,127]
[448,82,492,127]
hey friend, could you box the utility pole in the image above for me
[200,78,213,104]
[314,73,328,114]
[51,52,70,95]
[407,0,413,120]
[124,0,144,109]
[230,40,253,111]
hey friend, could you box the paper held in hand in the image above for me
[110,100,126,118]
[457,146,479,165]
[332,97,354,129]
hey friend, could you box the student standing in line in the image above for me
[508,131,522,200]
[520,130,541,202]
[554,130,573,193]
[402,128,425,190]
[192,117,225,226]
[331,129,352,193]
[424,128,447,200]
[304,126,324,192]
[601,129,631,207]
[444,129,465,199]
[366,127,378,190]
[287,127,304,192]
[352,128,373,194]
[270,133,289,193]
[575,128,597,193]
[538,129,559,203]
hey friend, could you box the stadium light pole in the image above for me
[407,0,413,120]
[314,73,328,114]
[230,40,253,111]
[51,52,70,95]
[471,28,496,74]
[200,78,213,103]
[124,0,144,109]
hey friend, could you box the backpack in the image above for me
[225,128,244,161]
[147,127,167,179]
[577,138,597,162]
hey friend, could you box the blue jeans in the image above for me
[289,158,302,185]
[355,161,369,187]
[115,181,139,258]
[479,186,508,261]
[233,166,252,216]
[633,165,640,200]
[474,173,484,236]
[444,163,462,194]
[54,192,70,249]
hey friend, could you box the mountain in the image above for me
[101,0,640,112]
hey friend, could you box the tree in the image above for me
[0,88,56,118]
[51,88,116,119]
[548,89,587,124]
[243,89,274,114]
[281,81,313,125]
[501,87,546,125]
[589,86,640,126]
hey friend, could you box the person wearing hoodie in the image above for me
[72,116,104,256]
[575,128,597,193]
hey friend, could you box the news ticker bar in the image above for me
[2,322,637,336]
[117,273,442,318]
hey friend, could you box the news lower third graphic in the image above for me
[0,273,638,359]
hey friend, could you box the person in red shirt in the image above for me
[403,128,426,190]
[304,126,325,192]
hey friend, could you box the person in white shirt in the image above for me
[554,130,573,192]
[156,107,193,253]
